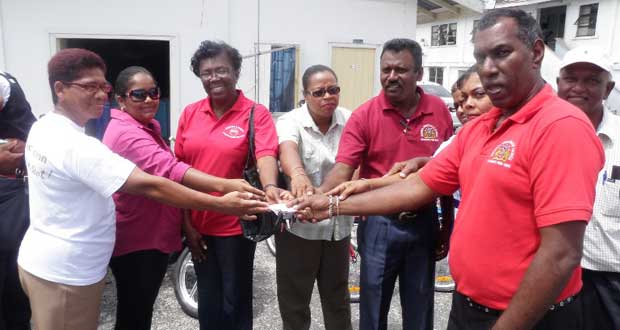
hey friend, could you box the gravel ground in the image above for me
[97,242,452,330]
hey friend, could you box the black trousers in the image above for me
[447,291,582,330]
[194,234,256,330]
[0,249,30,330]
[109,249,169,330]
[275,230,352,330]
[581,269,620,330]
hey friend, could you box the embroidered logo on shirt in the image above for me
[488,140,516,168]
[222,125,246,139]
[420,124,439,142]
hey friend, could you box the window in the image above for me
[431,23,457,46]
[575,4,598,37]
[428,67,444,85]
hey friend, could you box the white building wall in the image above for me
[417,0,620,88]
[0,0,419,136]
[417,15,479,87]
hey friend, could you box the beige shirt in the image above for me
[276,104,353,241]
[582,110,620,272]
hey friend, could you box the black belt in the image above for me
[457,291,579,316]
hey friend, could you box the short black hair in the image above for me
[380,38,423,70]
[47,48,107,104]
[302,65,338,92]
[114,66,157,97]
[474,8,543,49]
[190,40,242,77]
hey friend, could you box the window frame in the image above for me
[575,3,598,37]
[431,23,457,46]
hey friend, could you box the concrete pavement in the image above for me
[98,241,453,330]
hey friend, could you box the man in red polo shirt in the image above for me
[294,9,604,330]
[318,38,452,330]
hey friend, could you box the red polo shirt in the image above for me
[175,91,278,236]
[419,85,604,309]
[336,87,452,179]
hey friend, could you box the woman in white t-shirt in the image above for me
[17,48,269,330]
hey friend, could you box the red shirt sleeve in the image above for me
[335,109,368,168]
[253,105,278,159]
[174,106,188,162]
[419,130,461,195]
[529,118,604,227]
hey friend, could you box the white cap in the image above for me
[560,46,612,73]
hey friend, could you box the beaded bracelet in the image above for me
[328,195,334,219]
[335,196,340,217]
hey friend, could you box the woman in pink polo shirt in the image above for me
[103,66,264,330]
[175,41,286,330]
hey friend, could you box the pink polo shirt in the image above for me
[336,87,452,179]
[103,109,190,256]
[175,91,278,236]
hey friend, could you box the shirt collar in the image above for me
[380,86,433,117]
[597,109,619,148]
[300,103,347,132]
[201,90,250,115]
[480,84,555,128]
[110,108,162,134]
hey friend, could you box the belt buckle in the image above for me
[397,212,417,223]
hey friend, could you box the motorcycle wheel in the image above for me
[173,247,199,318]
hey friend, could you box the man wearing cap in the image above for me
[557,46,620,330]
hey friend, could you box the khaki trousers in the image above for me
[18,266,105,330]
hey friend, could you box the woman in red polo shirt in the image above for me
[103,66,265,330]
[175,40,285,330]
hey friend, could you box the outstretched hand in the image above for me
[218,191,270,217]
[326,179,372,200]
[222,179,266,197]
[385,157,431,178]
[288,194,331,223]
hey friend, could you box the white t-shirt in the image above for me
[18,112,135,285]
[0,73,11,108]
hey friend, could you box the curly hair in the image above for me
[190,40,242,77]
[47,48,107,104]
[114,66,157,97]
[380,38,423,71]
[474,8,543,49]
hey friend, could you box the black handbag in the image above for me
[0,177,30,251]
[240,104,282,242]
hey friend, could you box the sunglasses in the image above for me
[308,86,341,98]
[126,87,161,102]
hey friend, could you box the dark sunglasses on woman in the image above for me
[127,87,161,102]
[309,86,340,98]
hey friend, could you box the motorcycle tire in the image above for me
[173,247,199,318]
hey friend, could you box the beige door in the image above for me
[331,47,376,111]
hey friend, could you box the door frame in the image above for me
[49,32,179,139]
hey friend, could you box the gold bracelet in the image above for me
[264,183,277,190]
[293,172,307,178]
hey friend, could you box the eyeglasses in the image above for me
[126,87,161,102]
[63,81,112,94]
[199,67,232,80]
[308,86,341,98]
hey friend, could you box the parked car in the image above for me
[418,81,461,130]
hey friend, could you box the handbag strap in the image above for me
[244,103,257,169]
